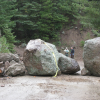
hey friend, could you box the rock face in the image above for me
[0,53,19,63]
[83,37,100,76]
[23,39,60,76]
[58,53,80,74]
[5,61,25,76]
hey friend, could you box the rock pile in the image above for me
[0,39,81,77]
[23,39,80,76]
[0,53,25,76]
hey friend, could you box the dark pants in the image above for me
[71,54,74,59]
[65,53,68,57]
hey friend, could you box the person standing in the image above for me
[64,47,69,57]
[70,47,74,58]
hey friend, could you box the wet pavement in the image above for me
[0,61,100,100]
[0,75,100,100]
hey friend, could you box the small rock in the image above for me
[10,60,16,66]
[20,57,23,61]
[74,41,76,44]
[75,27,78,29]
[61,47,64,50]
[5,62,25,76]
[81,68,90,76]
[70,26,73,29]
[62,31,65,34]
[20,43,27,48]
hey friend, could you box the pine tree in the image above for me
[0,0,17,52]
[75,0,100,30]
[14,0,78,41]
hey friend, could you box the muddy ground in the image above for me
[0,61,100,100]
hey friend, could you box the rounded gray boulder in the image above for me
[23,39,60,76]
[58,53,80,74]
[83,37,100,76]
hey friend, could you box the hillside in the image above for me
[56,23,95,61]
[14,22,95,61]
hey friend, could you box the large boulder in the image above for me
[23,39,60,76]
[58,53,80,74]
[5,61,25,76]
[0,53,19,63]
[83,37,100,76]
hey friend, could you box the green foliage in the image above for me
[0,0,17,52]
[75,0,100,31]
[3,25,15,52]
[79,28,84,31]
[14,0,78,41]
[14,39,21,45]
[80,32,91,47]
[80,40,85,47]
[92,29,100,36]
[85,32,91,40]
[0,36,10,53]
[0,0,17,28]
[53,41,61,46]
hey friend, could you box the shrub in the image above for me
[0,36,10,53]
[3,25,15,52]
[92,30,100,37]
[80,40,85,47]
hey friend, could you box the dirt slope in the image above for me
[14,22,95,61]
[57,23,95,60]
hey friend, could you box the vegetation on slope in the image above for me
[0,0,100,52]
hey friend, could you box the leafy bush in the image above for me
[85,32,91,40]
[53,41,61,46]
[80,40,85,47]
[3,25,15,52]
[0,36,10,53]
[92,30,100,37]
[0,0,17,52]
[75,0,100,31]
